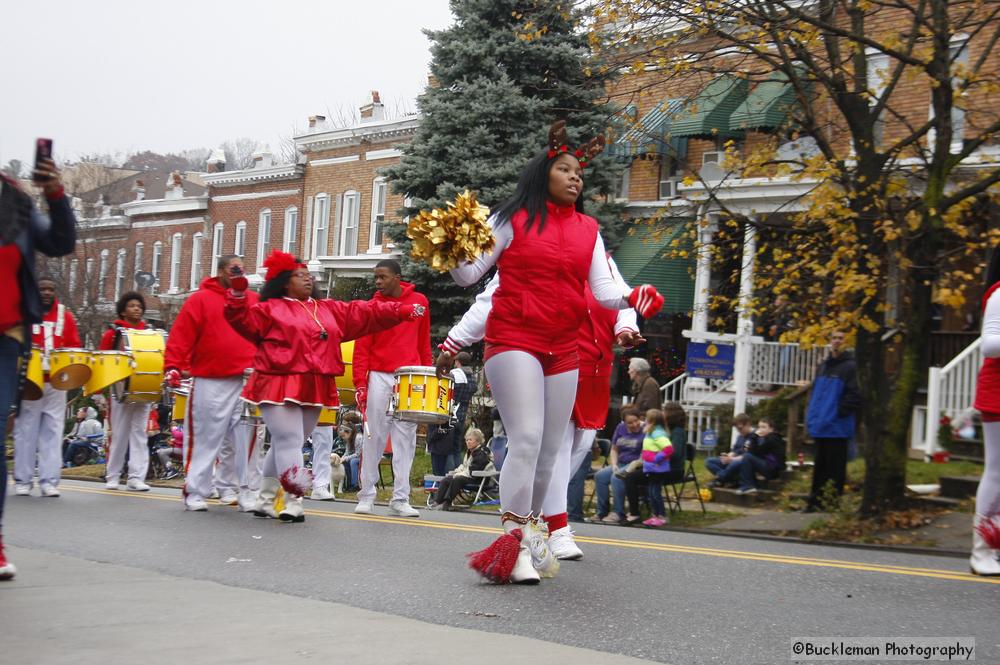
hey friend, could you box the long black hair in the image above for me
[491,150,585,234]
[260,272,293,302]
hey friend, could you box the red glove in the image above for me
[398,303,426,320]
[164,368,182,389]
[355,386,368,412]
[230,275,249,294]
[628,284,664,319]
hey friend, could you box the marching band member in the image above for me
[352,259,432,518]
[224,251,424,523]
[13,276,81,498]
[445,122,663,584]
[164,255,260,512]
[101,291,154,492]
[972,249,1000,575]
[438,258,641,561]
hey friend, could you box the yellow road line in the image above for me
[56,483,1000,586]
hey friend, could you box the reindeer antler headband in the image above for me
[547,119,606,168]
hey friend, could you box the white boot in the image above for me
[524,518,560,578]
[279,495,305,523]
[502,513,540,585]
[253,478,280,519]
[970,514,1000,576]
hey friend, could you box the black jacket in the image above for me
[746,432,787,475]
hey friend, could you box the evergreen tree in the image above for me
[384,0,623,336]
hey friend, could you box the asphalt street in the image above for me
[2,480,997,664]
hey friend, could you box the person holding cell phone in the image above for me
[0,144,78,580]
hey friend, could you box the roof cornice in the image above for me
[122,196,209,216]
[294,116,420,152]
[201,164,304,187]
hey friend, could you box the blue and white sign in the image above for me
[700,428,718,450]
[685,342,736,380]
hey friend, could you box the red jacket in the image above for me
[975,282,1000,414]
[31,298,81,350]
[165,277,259,378]
[225,294,407,376]
[99,319,148,351]
[487,202,599,357]
[353,281,431,390]
[578,285,621,378]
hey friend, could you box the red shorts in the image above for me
[572,375,611,430]
[483,343,579,376]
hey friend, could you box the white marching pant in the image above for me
[13,383,66,487]
[541,425,597,519]
[106,400,152,482]
[260,403,321,496]
[244,421,265,492]
[485,351,578,516]
[976,421,1000,517]
[311,425,335,490]
[358,371,418,503]
[182,376,245,500]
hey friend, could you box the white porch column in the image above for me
[733,219,757,421]
[691,213,718,338]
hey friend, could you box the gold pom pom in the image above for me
[407,190,495,272]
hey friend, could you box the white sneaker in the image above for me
[548,526,583,560]
[185,496,208,512]
[237,490,258,512]
[309,487,335,501]
[388,500,420,517]
[40,484,60,498]
[126,479,151,492]
[105,480,120,490]
[354,499,374,514]
[209,488,220,499]
[14,484,31,496]
[217,491,239,506]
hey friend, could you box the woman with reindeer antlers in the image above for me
[441,121,664,584]
[223,250,425,523]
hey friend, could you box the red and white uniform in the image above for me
[101,319,155,486]
[353,281,432,507]
[164,277,260,507]
[13,299,81,491]
[972,282,1000,575]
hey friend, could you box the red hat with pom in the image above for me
[263,250,305,281]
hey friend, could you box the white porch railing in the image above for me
[748,341,827,387]
[922,338,982,457]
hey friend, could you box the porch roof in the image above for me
[613,220,694,314]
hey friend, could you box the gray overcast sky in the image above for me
[0,0,454,168]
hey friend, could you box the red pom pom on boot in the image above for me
[467,512,540,584]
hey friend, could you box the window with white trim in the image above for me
[369,178,388,251]
[133,242,144,289]
[170,232,183,293]
[190,232,203,289]
[312,194,330,258]
[151,242,162,294]
[284,206,298,256]
[340,190,360,256]
[69,258,78,294]
[212,223,224,266]
[234,221,246,257]
[84,258,94,305]
[866,49,890,146]
[256,209,272,270]
[114,248,127,301]
[927,35,969,153]
[98,249,110,302]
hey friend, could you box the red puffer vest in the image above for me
[486,202,599,357]
[974,282,1000,414]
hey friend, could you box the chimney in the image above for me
[252,151,274,169]
[133,179,145,201]
[308,115,329,132]
[359,90,384,123]
[427,74,440,89]
[164,171,184,200]
[207,147,226,173]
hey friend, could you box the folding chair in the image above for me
[663,443,706,514]
[423,436,506,509]
[583,437,611,512]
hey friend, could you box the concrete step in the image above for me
[906,495,964,509]
[707,486,780,507]
[946,453,985,464]
[939,475,980,499]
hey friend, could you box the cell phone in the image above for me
[33,138,54,182]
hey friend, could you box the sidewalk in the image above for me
[0,547,658,665]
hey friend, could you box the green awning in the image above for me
[670,75,749,138]
[728,72,799,131]
[612,220,694,315]
[607,99,689,162]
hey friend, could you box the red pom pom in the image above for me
[574,148,584,158]
[279,465,313,497]
[977,516,1000,549]
[547,149,557,158]
[263,250,304,281]
[467,529,522,583]
[559,145,568,152]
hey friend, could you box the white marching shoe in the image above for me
[217,491,239,506]
[503,516,540,585]
[970,514,1000,576]
[253,478,280,519]
[184,495,208,512]
[126,479,151,492]
[237,489,258,512]
[388,500,420,517]
[548,526,583,560]
[354,498,374,514]
[309,486,335,501]
[279,495,305,523]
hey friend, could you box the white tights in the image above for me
[541,425,596,519]
[485,351,578,516]
[260,403,321,493]
[976,421,1000,517]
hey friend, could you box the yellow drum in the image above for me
[390,366,452,424]
[242,401,263,423]
[48,348,93,391]
[336,340,355,406]
[22,347,44,401]
[170,381,192,422]
[317,406,338,426]
[112,328,166,403]
[85,351,133,396]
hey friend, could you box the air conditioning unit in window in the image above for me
[658,179,679,199]
[702,151,724,166]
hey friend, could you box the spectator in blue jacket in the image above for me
[803,330,860,512]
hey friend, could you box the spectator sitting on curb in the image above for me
[430,428,492,510]
[592,405,644,523]
[735,417,787,495]
[706,413,754,487]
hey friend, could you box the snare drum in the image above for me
[112,328,166,403]
[85,351,133,395]
[390,366,452,424]
[22,347,44,401]
[170,380,192,422]
[48,348,94,391]
[336,340,355,406]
